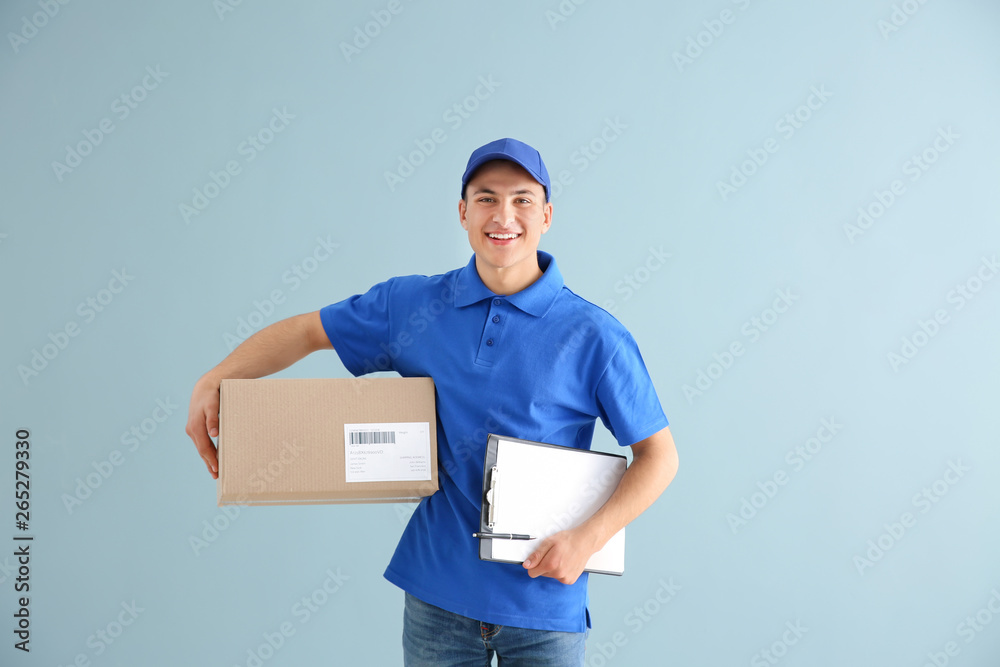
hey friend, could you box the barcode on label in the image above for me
[349,430,397,445]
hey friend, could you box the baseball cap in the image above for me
[461,138,551,201]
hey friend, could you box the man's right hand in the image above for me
[186,374,222,479]
[183,310,333,480]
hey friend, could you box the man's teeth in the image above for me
[488,233,520,240]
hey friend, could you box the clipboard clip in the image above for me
[486,465,498,529]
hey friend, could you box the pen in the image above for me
[472,532,535,540]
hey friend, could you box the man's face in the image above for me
[458,160,552,280]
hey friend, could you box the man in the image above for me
[186,138,678,666]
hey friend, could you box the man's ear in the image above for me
[540,201,553,234]
[458,199,469,230]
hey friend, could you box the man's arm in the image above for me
[185,310,333,479]
[523,425,678,584]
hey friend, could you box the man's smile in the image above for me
[487,232,522,242]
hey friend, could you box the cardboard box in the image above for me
[217,377,438,505]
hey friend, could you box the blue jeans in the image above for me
[402,592,588,666]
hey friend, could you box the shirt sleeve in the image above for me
[319,278,395,376]
[595,332,669,447]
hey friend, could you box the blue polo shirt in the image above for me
[319,251,668,632]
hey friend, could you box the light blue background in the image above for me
[2,0,999,665]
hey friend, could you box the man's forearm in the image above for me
[187,311,331,478]
[201,311,331,383]
[576,426,678,552]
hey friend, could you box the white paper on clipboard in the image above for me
[484,436,627,575]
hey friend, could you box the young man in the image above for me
[186,138,678,666]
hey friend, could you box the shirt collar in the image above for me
[454,251,564,317]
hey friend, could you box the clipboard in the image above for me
[476,433,628,576]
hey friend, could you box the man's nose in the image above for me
[494,201,515,226]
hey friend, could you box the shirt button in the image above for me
[486,339,494,346]
[492,315,500,323]
[493,299,502,306]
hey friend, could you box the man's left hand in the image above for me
[522,528,597,585]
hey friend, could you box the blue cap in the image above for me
[461,138,550,201]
